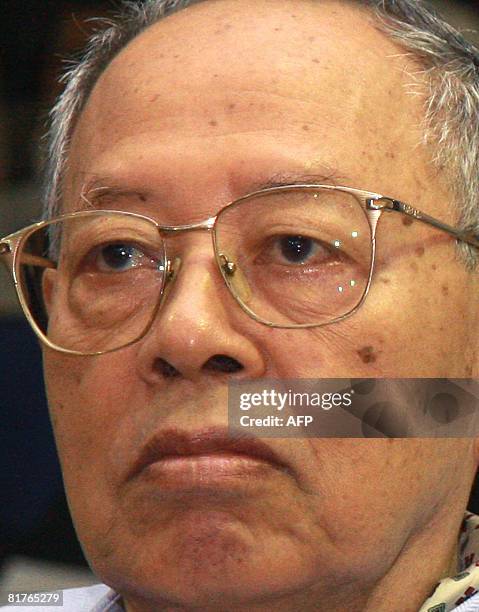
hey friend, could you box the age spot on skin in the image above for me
[380,277,391,285]
[209,120,218,127]
[357,346,378,364]
[432,264,437,271]
[410,262,418,272]
[302,125,310,131]
[442,285,449,296]
[415,246,425,257]
[312,58,320,64]
[402,216,414,227]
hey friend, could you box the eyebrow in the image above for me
[77,169,348,210]
[247,170,347,192]
[77,177,150,210]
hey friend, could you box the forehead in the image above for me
[66,0,438,217]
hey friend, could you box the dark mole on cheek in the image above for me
[415,246,425,257]
[302,125,310,131]
[380,277,391,284]
[441,285,449,296]
[209,120,218,127]
[402,216,414,227]
[357,346,378,364]
[432,264,437,271]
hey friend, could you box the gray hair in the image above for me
[43,0,479,266]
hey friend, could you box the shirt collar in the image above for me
[419,512,479,611]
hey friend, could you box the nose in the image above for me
[135,240,266,384]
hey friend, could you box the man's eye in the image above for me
[94,243,148,272]
[277,235,320,264]
[259,234,339,266]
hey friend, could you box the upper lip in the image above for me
[126,427,290,480]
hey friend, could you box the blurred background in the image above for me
[0,0,478,602]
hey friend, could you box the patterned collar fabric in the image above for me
[419,512,479,612]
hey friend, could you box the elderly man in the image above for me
[1,0,479,610]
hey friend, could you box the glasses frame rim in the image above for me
[212,186,379,330]
[1,183,478,356]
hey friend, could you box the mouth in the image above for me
[126,427,291,486]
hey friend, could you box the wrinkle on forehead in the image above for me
[73,0,425,146]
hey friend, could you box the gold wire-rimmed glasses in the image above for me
[1,184,478,356]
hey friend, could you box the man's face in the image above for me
[44,0,479,609]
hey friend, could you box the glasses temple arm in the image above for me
[18,253,57,269]
[371,198,479,249]
[0,242,56,270]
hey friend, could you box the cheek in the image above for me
[43,347,147,557]
[260,321,387,378]
[304,438,472,548]
[372,259,473,375]
[43,348,139,482]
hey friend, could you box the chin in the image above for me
[88,528,319,611]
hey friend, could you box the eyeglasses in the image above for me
[1,184,478,356]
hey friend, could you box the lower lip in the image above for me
[136,452,282,490]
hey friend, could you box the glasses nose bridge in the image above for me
[159,216,217,236]
[158,215,218,285]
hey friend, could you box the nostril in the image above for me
[203,354,244,373]
[153,358,180,378]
